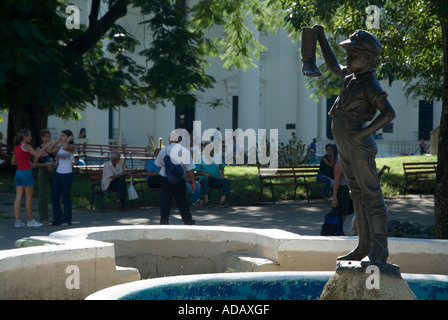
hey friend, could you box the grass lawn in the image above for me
[0,155,437,209]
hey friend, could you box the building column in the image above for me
[85,105,109,145]
[152,104,176,144]
[238,21,260,131]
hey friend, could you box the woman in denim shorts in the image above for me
[12,129,49,228]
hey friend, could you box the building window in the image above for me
[175,105,195,133]
[108,107,114,139]
[418,100,433,140]
[232,96,239,130]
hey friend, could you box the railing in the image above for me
[316,140,429,158]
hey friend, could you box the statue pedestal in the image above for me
[320,261,416,300]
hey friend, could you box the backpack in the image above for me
[320,208,343,236]
[164,154,184,183]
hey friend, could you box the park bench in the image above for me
[402,162,437,197]
[75,143,153,169]
[88,168,160,211]
[258,165,325,203]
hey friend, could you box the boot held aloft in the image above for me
[301,27,322,77]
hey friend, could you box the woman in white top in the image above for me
[46,130,75,226]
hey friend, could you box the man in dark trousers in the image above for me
[311,26,396,265]
[155,134,196,225]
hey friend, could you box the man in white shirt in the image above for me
[102,152,128,211]
[155,135,196,225]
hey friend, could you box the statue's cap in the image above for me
[339,30,382,56]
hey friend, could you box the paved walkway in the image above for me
[0,192,435,251]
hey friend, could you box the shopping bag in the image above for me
[128,177,139,200]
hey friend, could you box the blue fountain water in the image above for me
[115,273,448,300]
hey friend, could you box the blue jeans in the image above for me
[186,181,201,203]
[200,177,231,196]
[51,172,73,225]
[317,172,333,197]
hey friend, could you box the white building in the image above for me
[0,2,442,157]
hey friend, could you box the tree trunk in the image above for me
[435,17,448,239]
[7,102,49,148]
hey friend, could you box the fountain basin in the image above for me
[86,271,448,300]
[3,225,448,299]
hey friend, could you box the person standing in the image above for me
[416,138,427,155]
[154,135,196,225]
[291,132,297,144]
[331,159,354,235]
[46,130,75,226]
[34,129,58,225]
[11,129,48,228]
[309,138,317,164]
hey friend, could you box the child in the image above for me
[313,26,396,265]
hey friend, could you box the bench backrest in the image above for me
[75,144,153,168]
[76,144,150,155]
[403,162,437,176]
[258,165,320,180]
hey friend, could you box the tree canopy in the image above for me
[281,0,444,102]
[280,0,448,238]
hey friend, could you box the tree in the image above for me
[0,0,143,146]
[280,0,448,238]
[0,0,282,147]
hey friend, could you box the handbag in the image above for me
[320,208,343,236]
[128,177,139,201]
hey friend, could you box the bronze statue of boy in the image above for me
[303,25,396,265]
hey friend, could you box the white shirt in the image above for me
[155,143,195,178]
[101,160,124,190]
[56,147,74,174]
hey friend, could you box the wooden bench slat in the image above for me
[258,165,325,203]
[76,143,153,169]
[88,168,160,210]
[402,162,437,197]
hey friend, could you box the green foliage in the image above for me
[0,0,67,108]
[1,0,286,126]
[280,0,444,102]
[277,140,310,166]
[191,0,284,71]
[138,0,215,108]
[0,0,148,124]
